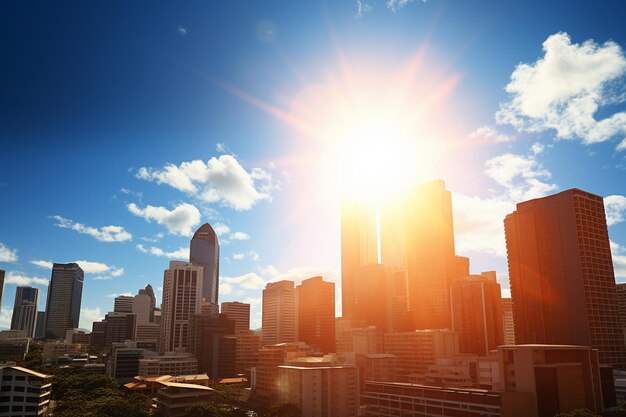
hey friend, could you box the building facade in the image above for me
[220,301,250,333]
[262,281,297,345]
[505,188,626,368]
[44,263,84,340]
[189,223,220,313]
[297,276,335,353]
[0,365,52,417]
[10,287,39,337]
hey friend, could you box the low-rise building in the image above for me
[0,365,53,417]
[155,381,214,417]
[138,353,198,377]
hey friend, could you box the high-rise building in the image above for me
[0,269,5,313]
[262,280,297,345]
[450,272,503,356]
[297,277,335,353]
[403,179,457,330]
[34,311,46,339]
[160,261,204,352]
[235,329,261,377]
[44,263,84,340]
[114,295,133,313]
[340,196,378,319]
[133,290,153,325]
[188,313,236,379]
[221,301,250,333]
[10,286,39,337]
[138,284,157,323]
[505,188,626,368]
[352,264,394,334]
[189,223,220,313]
[501,297,515,345]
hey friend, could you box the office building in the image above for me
[361,381,535,417]
[383,329,458,378]
[65,328,91,345]
[278,365,359,417]
[44,263,84,340]
[34,312,45,339]
[253,343,309,403]
[221,301,250,333]
[262,280,297,345]
[155,381,213,417]
[403,179,457,330]
[297,276,335,353]
[0,365,52,416]
[108,342,148,384]
[501,298,515,345]
[188,313,236,379]
[133,290,153,324]
[114,295,133,313]
[335,318,383,355]
[498,344,606,416]
[139,284,157,323]
[235,329,261,376]
[96,312,137,347]
[10,286,39,337]
[340,195,378,319]
[450,272,503,355]
[189,223,220,313]
[138,353,198,377]
[353,353,398,393]
[160,261,204,352]
[505,188,626,367]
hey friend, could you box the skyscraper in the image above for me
[10,286,39,337]
[189,223,220,313]
[160,261,204,352]
[505,188,626,368]
[501,297,515,345]
[450,272,503,356]
[403,179,457,330]
[114,295,133,313]
[262,280,297,345]
[221,301,250,333]
[297,276,335,353]
[44,263,84,339]
[340,195,378,319]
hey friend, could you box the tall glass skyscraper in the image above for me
[44,263,84,339]
[189,223,220,311]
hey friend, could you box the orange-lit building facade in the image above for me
[450,272,503,356]
[297,276,335,354]
[504,189,626,368]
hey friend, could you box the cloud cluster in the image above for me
[136,244,188,259]
[605,195,626,226]
[611,240,626,279]
[80,307,103,330]
[136,155,275,211]
[496,32,626,151]
[51,215,132,243]
[468,125,514,143]
[386,0,425,12]
[222,273,266,290]
[5,271,49,286]
[0,242,18,262]
[31,259,124,280]
[454,147,557,257]
[128,203,201,237]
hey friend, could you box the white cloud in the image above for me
[468,125,515,143]
[258,264,280,278]
[140,233,164,243]
[230,231,249,241]
[531,142,545,155]
[386,0,425,12]
[232,253,245,260]
[0,307,12,330]
[611,240,626,279]
[219,283,233,295]
[249,250,260,262]
[223,273,266,290]
[605,195,626,226]
[268,266,339,286]
[0,242,18,262]
[454,147,557,257]
[5,271,49,286]
[484,153,557,202]
[80,307,103,330]
[136,155,275,211]
[216,143,226,153]
[355,0,373,19]
[214,223,231,236]
[30,259,124,278]
[177,25,188,36]
[136,244,188,259]
[105,292,132,298]
[128,202,201,236]
[496,32,626,150]
[51,215,132,243]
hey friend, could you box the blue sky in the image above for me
[1,0,626,330]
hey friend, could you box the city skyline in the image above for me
[2,1,626,332]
